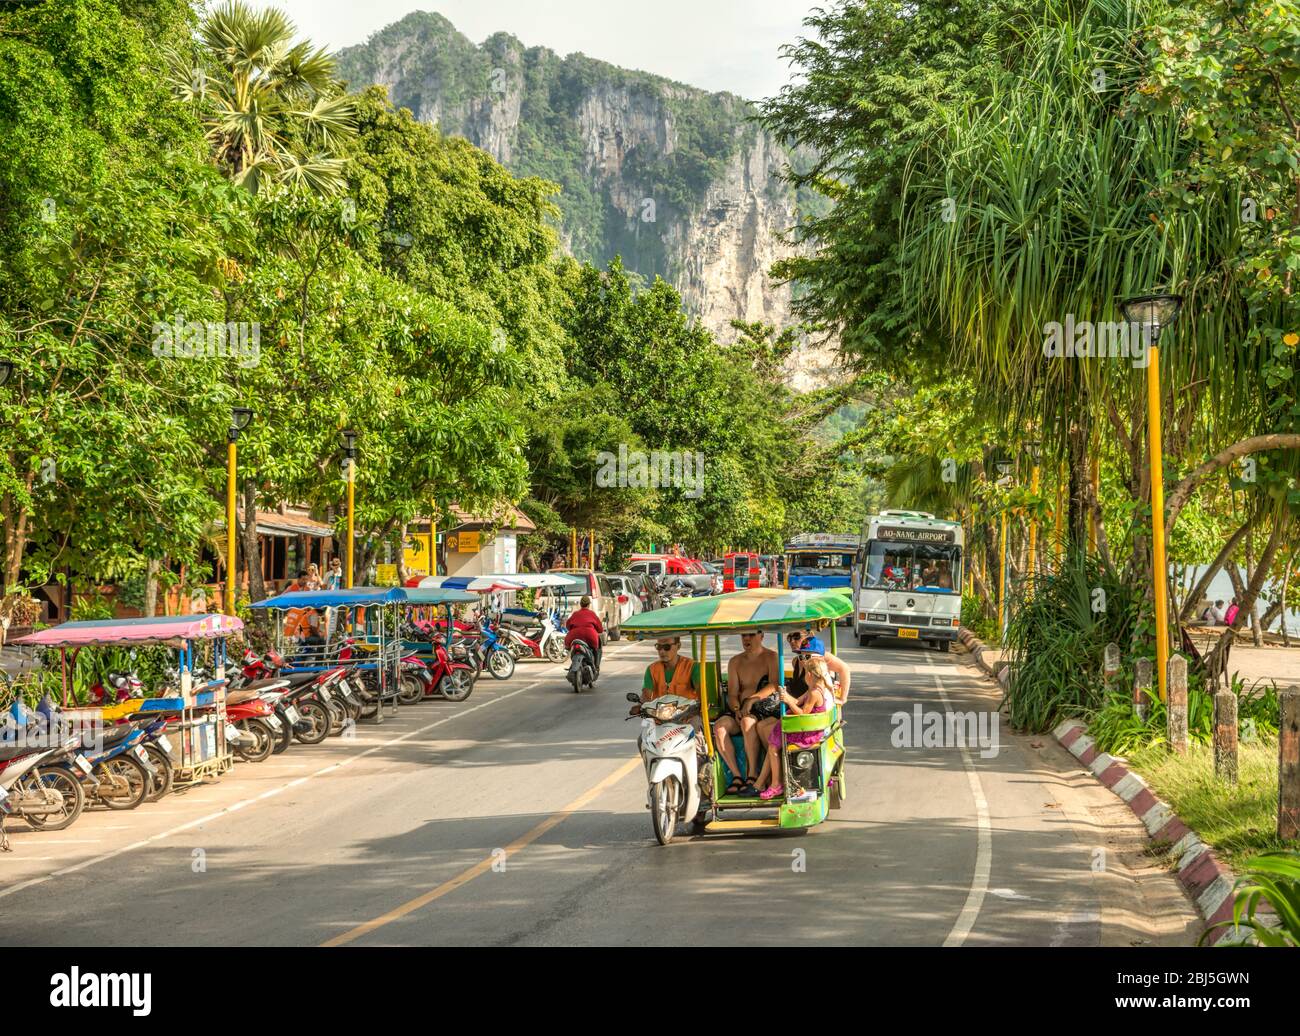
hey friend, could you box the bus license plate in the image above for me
[898,628,919,639]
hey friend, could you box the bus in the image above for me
[783,533,861,600]
[854,511,964,652]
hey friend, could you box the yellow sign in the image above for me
[455,531,480,553]
[376,564,399,586]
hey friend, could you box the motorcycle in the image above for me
[626,692,708,845]
[0,736,90,849]
[501,609,568,664]
[472,621,516,680]
[566,640,599,693]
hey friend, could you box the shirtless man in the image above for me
[713,630,780,795]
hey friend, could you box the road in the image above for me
[0,636,1199,946]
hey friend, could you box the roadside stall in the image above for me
[12,614,244,789]
[247,587,405,724]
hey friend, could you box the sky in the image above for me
[242,1,822,101]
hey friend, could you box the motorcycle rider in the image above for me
[564,595,604,676]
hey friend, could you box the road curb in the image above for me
[1050,716,1246,945]
[956,627,1010,689]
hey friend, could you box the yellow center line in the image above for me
[322,756,643,947]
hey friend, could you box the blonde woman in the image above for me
[304,563,323,591]
[753,653,833,800]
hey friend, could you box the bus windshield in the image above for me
[862,541,961,591]
[788,552,854,577]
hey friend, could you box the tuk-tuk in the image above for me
[621,587,851,841]
[722,551,761,592]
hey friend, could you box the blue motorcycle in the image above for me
[476,622,516,680]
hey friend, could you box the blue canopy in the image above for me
[248,587,408,610]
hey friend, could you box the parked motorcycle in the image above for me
[0,736,90,848]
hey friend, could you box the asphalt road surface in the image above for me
[0,636,1199,946]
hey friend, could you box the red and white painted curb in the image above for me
[957,626,1248,944]
[1051,718,1248,944]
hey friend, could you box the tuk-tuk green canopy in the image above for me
[622,587,852,638]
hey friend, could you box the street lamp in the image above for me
[990,452,1015,639]
[0,360,12,388]
[1025,440,1042,594]
[226,407,254,614]
[1120,292,1184,701]
[340,429,358,589]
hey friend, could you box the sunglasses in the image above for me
[655,644,676,652]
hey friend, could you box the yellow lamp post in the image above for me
[1120,293,1184,701]
[570,527,578,567]
[1025,441,1041,595]
[226,407,253,614]
[340,429,358,589]
[994,456,1015,638]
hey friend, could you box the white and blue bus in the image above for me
[853,511,964,652]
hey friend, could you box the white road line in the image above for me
[0,672,564,901]
[928,650,993,948]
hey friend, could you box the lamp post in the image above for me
[1120,293,1184,701]
[994,456,1015,638]
[1025,441,1041,595]
[340,430,358,588]
[227,407,253,614]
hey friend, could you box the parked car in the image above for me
[548,569,624,640]
[616,570,663,612]
[603,574,643,625]
[626,554,714,596]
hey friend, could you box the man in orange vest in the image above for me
[641,636,701,703]
[640,635,704,748]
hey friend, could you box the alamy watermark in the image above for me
[151,314,261,369]
[1043,315,1151,368]
[890,705,1001,759]
[595,445,705,499]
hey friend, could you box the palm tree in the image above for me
[169,1,356,195]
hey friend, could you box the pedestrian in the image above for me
[305,563,323,591]
[1224,598,1240,627]
[326,557,343,590]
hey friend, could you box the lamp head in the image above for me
[340,429,358,457]
[229,406,253,441]
[1119,293,1183,345]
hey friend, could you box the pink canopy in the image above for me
[12,614,244,648]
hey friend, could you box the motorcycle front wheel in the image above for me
[439,669,475,702]
[21,768,85,830]
[397,674,426,705]
[234,718,275,763]
[487,649,515,680]
[651,777,680,845]
[294,700,332,744]
[95,755,149,810]
[143,743,174,801]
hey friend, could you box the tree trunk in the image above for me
[396,523,410,585]
[1067,421,1089,548]
[241,479,266,603]
[1243,540,1264,646]
[1205,520,1288,680]
[144,557,161,617]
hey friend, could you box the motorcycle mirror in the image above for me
[625,692,640,703]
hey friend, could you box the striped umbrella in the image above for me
[622,587,851,637]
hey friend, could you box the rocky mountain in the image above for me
[336,11,839,386]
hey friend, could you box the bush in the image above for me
[1203,850,1300,947]
[1002,551,1139,732]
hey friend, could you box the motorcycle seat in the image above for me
[0,742,39,763]
[279,672,322,688]
[226,687,266,705]
[95,725,137,748]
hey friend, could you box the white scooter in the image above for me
[626,693,710,844]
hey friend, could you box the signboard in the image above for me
[375,564,399,586]
[455,531,481,553]
[876,526,956,544]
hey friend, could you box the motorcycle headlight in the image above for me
[795,751,814,770]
